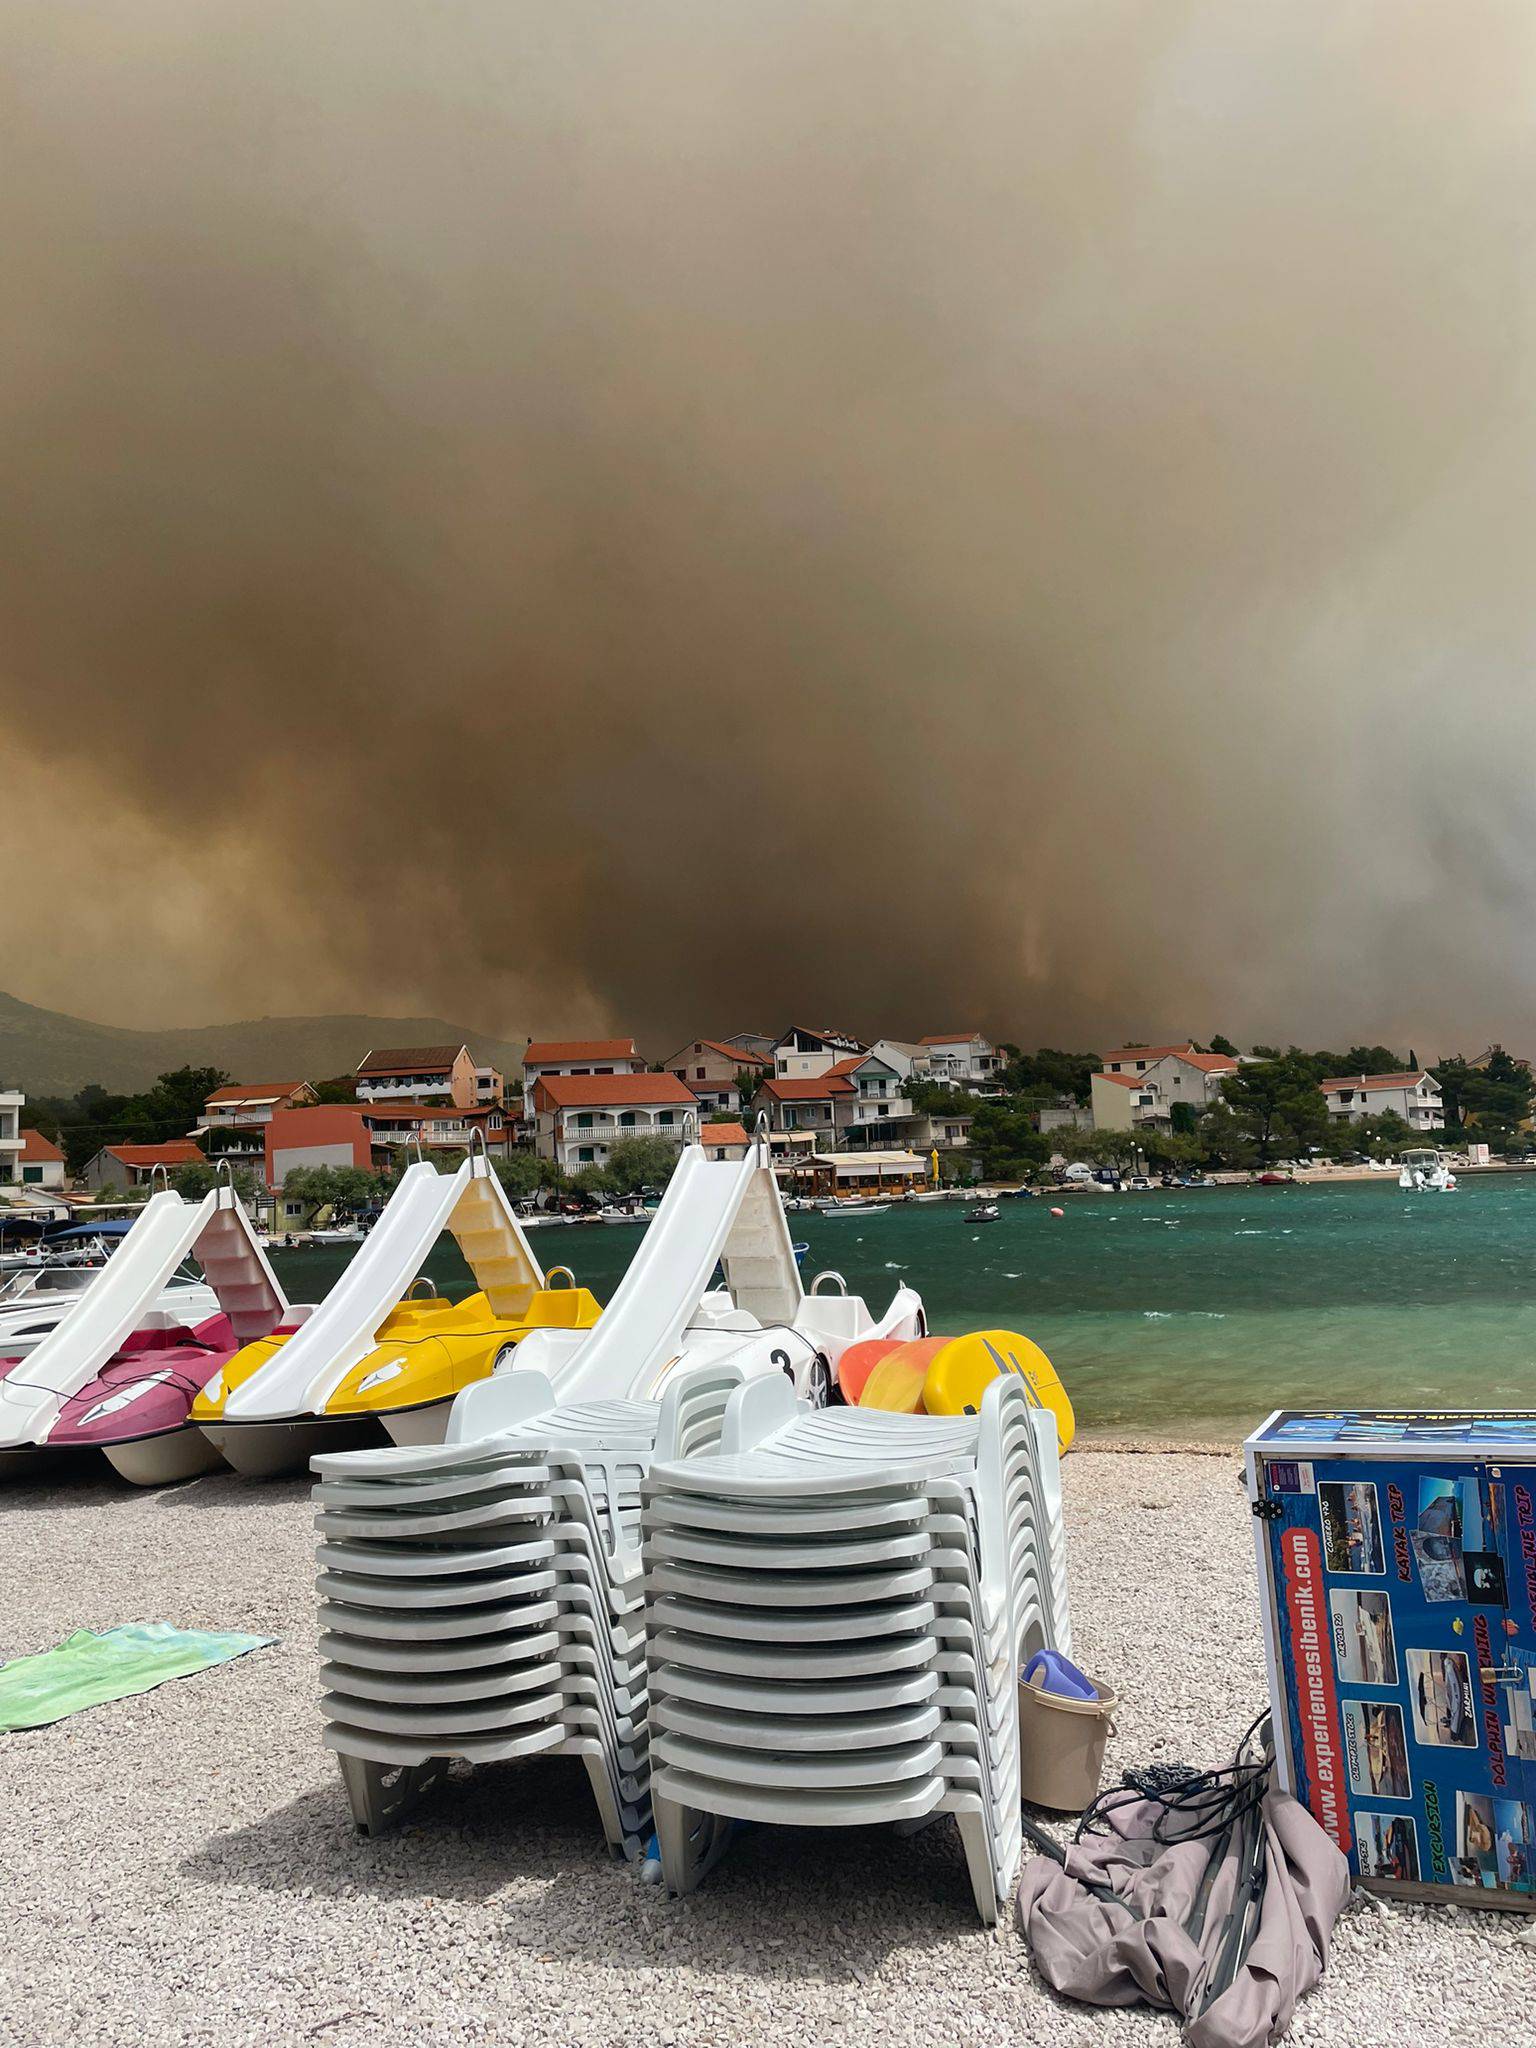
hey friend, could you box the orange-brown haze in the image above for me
[2,2,1533,1051]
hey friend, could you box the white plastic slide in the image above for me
[222,1153,544,1426]
[0,1182,287,1451]
[512,1129,808,1403]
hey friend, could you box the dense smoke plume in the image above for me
[2,1,1535,1051]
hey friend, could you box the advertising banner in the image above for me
[1251,1413,1536,1907]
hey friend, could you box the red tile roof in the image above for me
[1100,1043,1196,1064]
[19,1128,62,1162]
[535,1073,697,1110]
[523,1039,640,1065]
[105,1141,206,1168]
[701,1122,750,1146]
[1318,1072,1432,1093]
[1179,1053,1239,1073]
[823,1056,867,1080]
[204,1082,310,1106]
[695,1040,772,1067]
[758,1075,857,1101]
[357,1044,466,1075]
[1095,1072,1153,1090]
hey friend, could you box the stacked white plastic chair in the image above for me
[641,1371,1069,1924]
[310,1361,744,1846]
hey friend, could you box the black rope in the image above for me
[1075,1709,1272,1849]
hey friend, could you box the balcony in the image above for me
[559,1117,685,1144]
[357,1076,453,1100]
[848,1097,914,1124]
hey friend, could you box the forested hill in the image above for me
[0,991,525,1097]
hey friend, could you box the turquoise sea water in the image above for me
[267,1175,1536,1442]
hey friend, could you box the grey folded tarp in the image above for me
[1016,1789,1350,2048]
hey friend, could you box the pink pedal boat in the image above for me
[33,1315,241,1485]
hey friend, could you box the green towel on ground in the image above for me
[0,1622,276,1731]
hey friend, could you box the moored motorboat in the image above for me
[1398,1147,1457,1193]
[967,1202,1001,1222]
[0,1262,219,1361]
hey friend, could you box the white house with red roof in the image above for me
[660,1037,774,1115]
[1317,1072,1444,1130]
[751,1067,859,1138]
[772,1026,866,1080]
[699,1120,751,1162]
[16,1129,65,1189]
[532,1072,698,1169]
[1098,1041,1202,1078]
[919,1033,1004,1087]
[80,1140,206,1193]
[1089,1071,1166,1130]
[1090,1044,1241,1130]
[520,1037,645,1118]
[356,1043,478,1109]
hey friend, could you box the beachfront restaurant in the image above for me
[773,1146,927,1198]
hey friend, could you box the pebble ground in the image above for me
[1,1448,1530,2047]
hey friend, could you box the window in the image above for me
[576,1113,594,1130]
[578,1147,594,1163]
[21,1165,42,1184]
[658,1110,674,1126]
[619,1112,636,1129]
[696,1067,706,1080]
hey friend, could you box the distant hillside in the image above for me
[0,991,528,1099]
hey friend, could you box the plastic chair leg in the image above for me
[335,1751,451,1836]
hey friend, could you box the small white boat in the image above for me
[1399,1148,1457,1193]
[816,1199,890,1216]
[0,1262,220,1361]
[967,1203,1001,1223]
[308,1225,366,1246]
[596,1200,659,1225]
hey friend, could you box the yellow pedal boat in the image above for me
[193,1268,601,1455]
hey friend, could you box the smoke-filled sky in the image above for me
[3,1,1535,1053]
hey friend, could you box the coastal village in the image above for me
[1,1026,1527,1232]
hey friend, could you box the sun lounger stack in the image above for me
[641,1371,1070,1924]
[309,1362,745,1847]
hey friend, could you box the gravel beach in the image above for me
[1,1449,1529,2048]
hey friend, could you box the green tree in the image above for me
[1460,1047,1531,1134]
[1350,1111,1412,1160]
[492,1151,543,1201]
[138,1065,230,1133]
[605,1136,683,1193]
[1208,1035,1240,1058]
[1220,1056,1328,1162]
[996,1048,1099,1105]
[311,1075,359,1104]
[171,1162,257,1201]
[1430,1055,1473,1128]
[1197,1104,1259,1169]
[279,1166,340,1217]
[965,1102,1050,1180]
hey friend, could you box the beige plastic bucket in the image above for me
[1016,1670,1117,1812]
